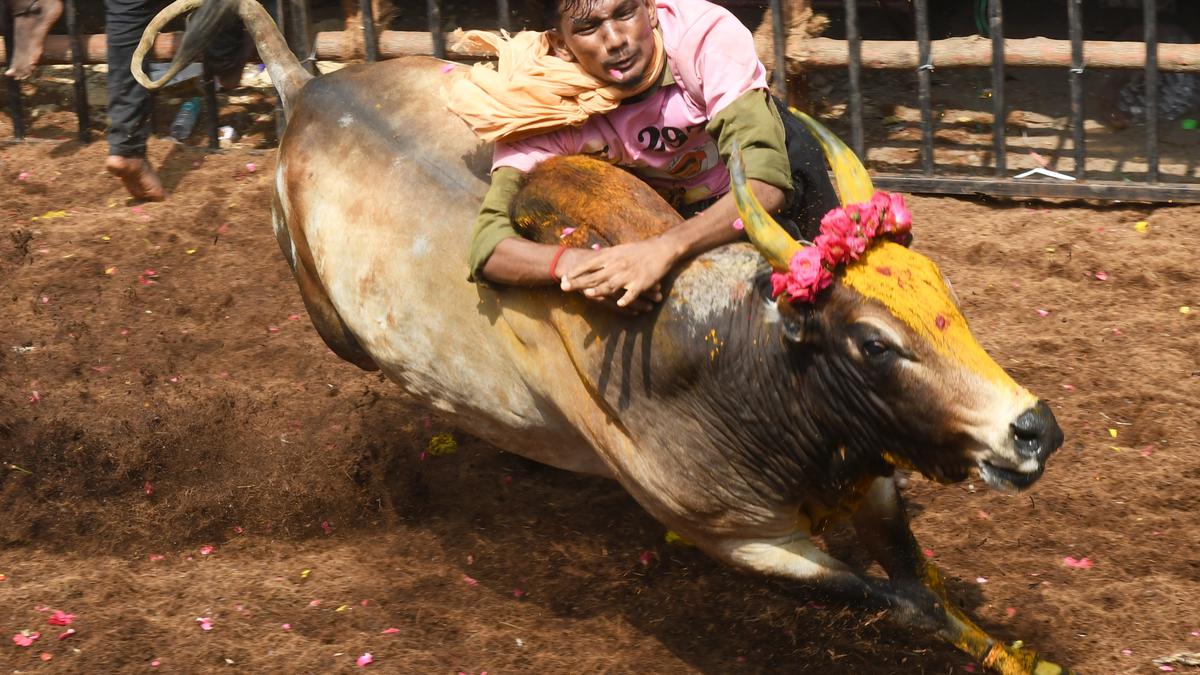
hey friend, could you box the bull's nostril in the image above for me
[1011,408,1045,458]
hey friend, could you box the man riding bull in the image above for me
[449,0,839,313]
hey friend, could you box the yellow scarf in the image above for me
[446,28,666,143]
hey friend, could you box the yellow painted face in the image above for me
[840,242,1021,395]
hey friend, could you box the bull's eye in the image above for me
[861,339,891,358]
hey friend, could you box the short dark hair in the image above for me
[541,0,604,30]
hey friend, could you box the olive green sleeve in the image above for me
[467,166,524,285]
[706,89,793,198]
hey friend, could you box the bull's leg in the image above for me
[852,477,1071,675]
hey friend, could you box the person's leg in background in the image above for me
[104,0,165,201]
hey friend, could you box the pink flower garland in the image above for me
[770,191,913,303]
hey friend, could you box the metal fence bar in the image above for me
[873,175,1200,202]
[845,0,864,158]
[427,0,445,59]
[1068,0,1083,178]
[2,2,25,140]
[201,63,220,149]
[914,0,933,175]
[66,0,89,142]
[290,0,315,75]
[1143,0,1158,183]
[989,0,1005,177]
[273,0,288,134]
[360,0,378,62]
[496,0,510,32]
[769,0,787,100]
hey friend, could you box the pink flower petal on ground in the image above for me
[199,545,214,555]
[151,659,161,667]
[638,550,657,567]
[321,520,333,534]
[381,628,400,635]
[463,575,479,586]
[287,313,301,321]
[18,171,31,181]
[245,162,257,173]
[731,217,744,231]
[281,623,291,631]
[1063,556,1094,569]
[267,325,281,334]
[12,631,40,646]
[308,600,322,608]
[975,576,988,584]
[360,599,370,607]
[1191,631,1200,638]
[512,588,526,598]
[47,610,76,626]
[1035,309,1050,317]
[34,605,51,612]
[357,653,374,667]
[234,526,244,534]
[1140,445,1155,457]
[559,227,576,238]
[1094,271,1108,281]
[1062,383,1075,390]
[1121,649,1133,656]
[197,617,213,631]
[922,548,935,558]
[441,63,454,73]
[591,243,601,250]
[58,629,75,640]
[964,664,976,673]
[40,652,53,661]
[149,554,165,562]
[1160,666,1175,672]
[1005,607,1016,618]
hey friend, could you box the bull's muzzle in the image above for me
[979,401,1064,492]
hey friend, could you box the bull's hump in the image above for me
[669,245,764,327]
[840,242,1017,390]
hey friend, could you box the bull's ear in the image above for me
[778,300,817,345]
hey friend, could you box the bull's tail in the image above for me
[131,0,310,114]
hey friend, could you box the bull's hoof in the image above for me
[1032,660,1075,675]
[982,644,1074,675]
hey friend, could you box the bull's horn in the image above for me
[729,141,803,272]
[789,108,875,206]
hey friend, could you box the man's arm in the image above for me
[469,167,661,311]
[469,167,556,286]
[560,89,793,307]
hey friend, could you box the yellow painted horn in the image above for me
[789,108,875,206]
[729,141,803,271]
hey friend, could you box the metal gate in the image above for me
[4,0,1200,202]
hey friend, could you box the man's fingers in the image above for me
[561,255,612,289]
[615,285,646,308]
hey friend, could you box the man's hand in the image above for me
[559,238,675,310]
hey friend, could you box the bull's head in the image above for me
[730,114,1063,493]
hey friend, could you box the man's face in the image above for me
[550,0,658,89]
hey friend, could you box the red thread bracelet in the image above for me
[549,244,569,281]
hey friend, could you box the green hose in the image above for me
[975,0,990,37]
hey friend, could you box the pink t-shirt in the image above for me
[491,0,768,205]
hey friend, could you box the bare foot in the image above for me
[4,0,63,80]
[105,155,167,202]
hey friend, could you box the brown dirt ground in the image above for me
[1,70,1198,675]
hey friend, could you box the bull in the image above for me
[135,1,1070,672]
